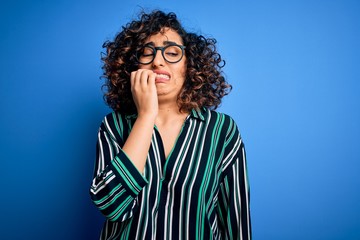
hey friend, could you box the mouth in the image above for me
[153,70,170,82]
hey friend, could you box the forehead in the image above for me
[144,28,183,45]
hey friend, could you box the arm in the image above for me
[89,116,148,222]
[122,69,158,173]
[89,69,158,222]
[218,120,252,239]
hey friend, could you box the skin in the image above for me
[122,28,189,173]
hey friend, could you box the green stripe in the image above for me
[108,195,133,220]
[98,188,126,210]
[112,156,142,194]
[93,182,122,205]
[113,112,123,137]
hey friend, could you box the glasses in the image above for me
[135,44,186,64]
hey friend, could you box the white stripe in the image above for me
[242,146,251,240]
[97,130,105,175]
[233,163,241,239]
[90,173,116,194]
[223,136,242,170]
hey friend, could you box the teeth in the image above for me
[156,74,170,79]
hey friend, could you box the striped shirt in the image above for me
[90,108,251,240]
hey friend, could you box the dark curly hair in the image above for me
[101,10,232,114]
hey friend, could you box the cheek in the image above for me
[175,69,187,86]
[138,64,150,70]
[176,62,187,79]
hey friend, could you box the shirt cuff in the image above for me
[109,150,148,197]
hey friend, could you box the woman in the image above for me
[90,10,251,240]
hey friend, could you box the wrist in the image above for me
[136,112,157,124]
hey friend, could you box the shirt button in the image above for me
[96,171,106,180]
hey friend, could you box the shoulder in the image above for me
[207,109,234,121]
[205,109,243,139]
[98,112,134,142]
[99,111,133,132]
[101,112,118,126]
[206,109,238,127]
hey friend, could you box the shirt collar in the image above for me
[124,107,207,121]
[189,107,207,121]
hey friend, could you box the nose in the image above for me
[152,49,165,66]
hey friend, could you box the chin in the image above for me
[156,91,168,96]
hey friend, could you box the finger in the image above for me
[138,70,147,89]
[139,69,153,90]
[147,71,156,88]
[130,71,137,91]
[131,69,146,91]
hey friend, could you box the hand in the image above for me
[130,69,158,119]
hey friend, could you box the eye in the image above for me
[164,46,181,56]
[166,52,179,56]
[141,46,154,57]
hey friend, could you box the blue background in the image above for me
[1,0,359,239]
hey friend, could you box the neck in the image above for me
[156,101,188,125]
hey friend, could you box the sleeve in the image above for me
[89,114,148,222]
[218,118,252,240]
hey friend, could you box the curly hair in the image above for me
[101,10,232,114]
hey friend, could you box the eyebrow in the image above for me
[145,41,181,46]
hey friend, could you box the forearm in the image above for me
[122,114,156,174]
[90,120,149,222]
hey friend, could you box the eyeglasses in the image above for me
[135,44,186,64]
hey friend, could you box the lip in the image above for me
[153,70,171,83]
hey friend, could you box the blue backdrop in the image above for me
[1,0,359,239]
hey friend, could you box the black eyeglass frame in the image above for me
[135,44,186,65]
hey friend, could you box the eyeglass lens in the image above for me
[137,45,184,64]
